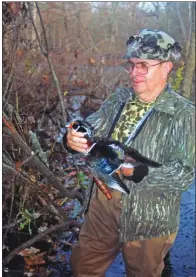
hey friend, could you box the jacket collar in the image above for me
[128,83,176,116]
[153,83,176,115]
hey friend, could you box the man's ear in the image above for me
[163,62,173,78]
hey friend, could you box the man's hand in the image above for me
[67,128,88,153]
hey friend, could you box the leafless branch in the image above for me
[3,29,20,105]
[2,220,80,266]
[2,121,84,203]
[2,173,17,245]
[28,2,67,125]
[2,163,68,221]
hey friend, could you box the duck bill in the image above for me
[65,121,76,128]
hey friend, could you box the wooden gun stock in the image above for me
[93,176,112,200]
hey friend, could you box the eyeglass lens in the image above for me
[124,62,148,74]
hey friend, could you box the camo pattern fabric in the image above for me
[123,28,181,62]
[84,84,195,242]
[112,95,155,143]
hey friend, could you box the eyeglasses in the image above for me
[123,61,166,75]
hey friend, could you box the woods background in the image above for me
[2,1,196,274]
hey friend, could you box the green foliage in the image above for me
[18,208,41,235]
[18,209,33,235]
[77,171,88,190]
[169,66,185,92]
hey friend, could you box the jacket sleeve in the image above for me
[85,92,118,135]
[62,92,117,152]
[135,107,195,192]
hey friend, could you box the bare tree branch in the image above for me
[2,163,68,221]
[2,220,81,266]
[2,119,83,203]
[3,28,20,105]
[28,2,67,126]
[2,172,17,246]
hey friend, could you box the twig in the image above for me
[3,16,21,104]
[62,241,73,247]
[2,163,67,220]
[2,220,79,266]
[28,2,67,126]
[2,173,17,246]
[29,130,50,166]
[4,66,37,94]
[3,125,84,203]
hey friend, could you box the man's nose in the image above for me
[130,65,137,76]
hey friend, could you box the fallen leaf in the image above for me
[24,252,46,266]
[24,256,45,266]
[19,247,40,256]
[68,170,77,176]
[89,57,96,65]
[39,183,50,193]
[30,175,36,183]
[16,48,24,57]
[15,161,22,172]
[8,2,21,15]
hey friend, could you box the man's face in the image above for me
[128,58,171,96]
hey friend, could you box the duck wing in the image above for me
[89,166,130,195]
[90,138,162,168]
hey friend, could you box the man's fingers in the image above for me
[68,133,87,144]
[71,136,87,144]
[69,140,88,152]
[71,145,88,152]
[70,129,85,138]
[67,129,88,152]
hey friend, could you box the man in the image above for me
[64,29,195,277]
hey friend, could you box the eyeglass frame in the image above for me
[123,60,166,75]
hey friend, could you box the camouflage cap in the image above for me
[124,29,181,62]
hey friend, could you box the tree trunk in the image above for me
[175,2,187,44]
[62,2,70,52]
[185,2,192,58]
[181,3,195,100]
[166,2,170,32]
[31,2,38,48]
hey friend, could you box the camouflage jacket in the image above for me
[84,83,195,242]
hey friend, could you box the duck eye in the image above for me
[72,122,79,130]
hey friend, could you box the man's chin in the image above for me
[132,87,145,94]
[132,82,146,93]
